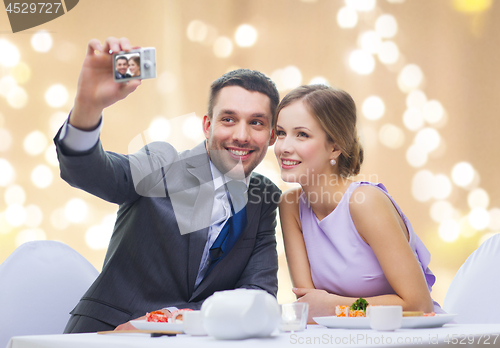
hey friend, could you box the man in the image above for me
[55,37,281,333]
[114,55,131,79]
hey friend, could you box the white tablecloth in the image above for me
[7,324,500,348]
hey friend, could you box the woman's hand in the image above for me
[70,37,141,130]
[293,287,336,322]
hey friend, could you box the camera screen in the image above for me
[114,53,141,80]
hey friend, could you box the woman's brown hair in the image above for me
[128,56,141,76]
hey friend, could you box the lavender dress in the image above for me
[299,181,444,313]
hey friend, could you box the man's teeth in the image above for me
[229,149,250,156]
[282,160,300,165]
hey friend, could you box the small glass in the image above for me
[279,303,309,332]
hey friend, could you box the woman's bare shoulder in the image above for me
[279,187,303,209]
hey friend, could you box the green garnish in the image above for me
[350,298,369,313]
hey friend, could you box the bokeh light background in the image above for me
[1,0,499,306]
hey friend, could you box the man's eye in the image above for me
[222,118,234,123]
[251,120,264,126]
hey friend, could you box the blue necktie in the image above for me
[206,181,247,276]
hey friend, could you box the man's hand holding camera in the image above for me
[70,37,142,131]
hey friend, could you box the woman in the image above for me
[274,85,444,321]
[128,56,141,77]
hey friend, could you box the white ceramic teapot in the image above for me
[201,288,280,340]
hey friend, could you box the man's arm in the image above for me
[70,37,140,131]
[54,37,154,204]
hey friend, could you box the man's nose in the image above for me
[233,123,250,142]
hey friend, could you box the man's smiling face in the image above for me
[203,85,276,179]
[116,58,128,75]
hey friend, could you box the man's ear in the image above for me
[202,115,211,140]
[269,128,277,146]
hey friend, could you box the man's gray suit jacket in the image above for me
[54,133,281,331]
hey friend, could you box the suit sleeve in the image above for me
[234,183,281,297]
[54,127,179,206]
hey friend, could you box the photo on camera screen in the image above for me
[114,53,141,81]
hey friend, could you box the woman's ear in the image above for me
[332,143,342,160]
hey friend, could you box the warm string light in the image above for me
[31,30,53,52]
[147,117,171,142]
[271,66,303,92]
[235,24,258,47]
[187,20,258,59]
[0,31,71,247]
[335,0,497,245]
[0,3,496,257]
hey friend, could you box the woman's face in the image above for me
[129,60,140,76]
[274,100,336,185]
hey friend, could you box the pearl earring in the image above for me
[330,158,336,166]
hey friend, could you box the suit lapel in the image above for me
[242,175,260,227]
[189,174,261,299]
[183,142,214,296]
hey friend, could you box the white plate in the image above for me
[313,314,457,330]
[402,314,457,328]
[130,319,184,332]
[313,316,370,329]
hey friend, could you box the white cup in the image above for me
[183,310,207,336]
[369,305,402,331]
[279,303,309,332]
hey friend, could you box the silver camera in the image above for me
[113,47,156,82]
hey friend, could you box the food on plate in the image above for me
[335,298,369,317]
[349,298,369,317]
[335,305,349,317]
[145,308,194,323]
[348,309,365,317]
[169,308,194,323]
[146,310,169,323]
[333,299,435,319]
[350,298,369,312]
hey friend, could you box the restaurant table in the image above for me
[7,324,500,348]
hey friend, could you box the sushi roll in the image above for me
[335,305,349,317]
[350,298,369,317]
[349,309,365,317]
[168,308,194,323]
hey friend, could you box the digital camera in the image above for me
[113,47,156,82]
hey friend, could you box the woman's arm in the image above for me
[348,185,433,312]
[295,185,434,321]
[279,188,315,290]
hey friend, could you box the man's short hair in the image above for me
[116,56,128,63]
[208,69,280,127]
